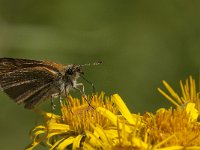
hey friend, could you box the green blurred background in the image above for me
[0,1,200,149]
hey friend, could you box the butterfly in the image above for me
[0,58,101,109]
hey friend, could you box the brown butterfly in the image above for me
[0,58,102,109]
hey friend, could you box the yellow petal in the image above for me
[157,87,180,107]
[185,102,198,121]
[96,107,118,126]
[46,132,70,146]
[162,80,182,104]
[25,130,46,150]
[48,123,70,131]
[156,108,167,114]
[83,142,95,150]
[180,80,187,102]
[112,94,137,125]
[104,129,118,139]
[131,137,148,149]
[72,135,83,150]
[157,146,184,150]
[57,137,75,150]
[85,131,103,148]
[50,137,66,150]
[44,112,61,120]
[156,146,200,150]
[29,125,45,137]
[96,107,132,132]
[91,124,111,148]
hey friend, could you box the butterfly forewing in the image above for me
[0,58,65,109]
[0,58,64,73]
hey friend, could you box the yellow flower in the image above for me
[154,75,200,148]
[84,94,149,150]
[143,105,200,148]
[25,75,200,150]
[26,92,119,150]
[158,76,200,110]
[26,93,149,150]
[158,76,200,115]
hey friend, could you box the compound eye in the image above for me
[67,68,73,75]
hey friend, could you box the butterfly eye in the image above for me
[67,68,73,75]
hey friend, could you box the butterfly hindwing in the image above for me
[24,83,54,109]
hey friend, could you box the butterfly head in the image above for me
[64,61,102,85]
[65,61,102,78]
[65,65,83,80]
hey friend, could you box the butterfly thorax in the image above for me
[55,64,82,96]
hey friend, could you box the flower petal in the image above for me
[157,87,180,107]
[96,107,132,132]
[50,137,66,150]
[112,94,137,125]
[92,124,111,148]
[96,107,118,126]
[72,135,83,150]
[48,123,70,131]
[85,131,103,148]
[56,137,75,150]
[185,102,198,121]
[25,130,46,150]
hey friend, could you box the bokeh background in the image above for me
[0,1,200,149]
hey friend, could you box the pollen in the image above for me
[144,106,200,147]
[61,93,118,134]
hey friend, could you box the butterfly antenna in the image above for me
[79,61,102,67]
[78,61,102,92]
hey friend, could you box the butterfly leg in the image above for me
[76,83,85,95]
[73,83,94,109]
[51,93,60,112]
[75,83,88,100]
[79,75,96,100]
[51,95,56,113]
[80,75,95,93]
[59,96,63,106]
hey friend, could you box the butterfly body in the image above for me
[0,58,84,109]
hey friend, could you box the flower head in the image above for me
[84,94,149,150]
[26,76,200,150]
[26,93,150,150]
[26,92,120,150]
[143,104,200,148]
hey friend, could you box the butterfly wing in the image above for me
[0,58,65,109]
[0,58,64,73]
